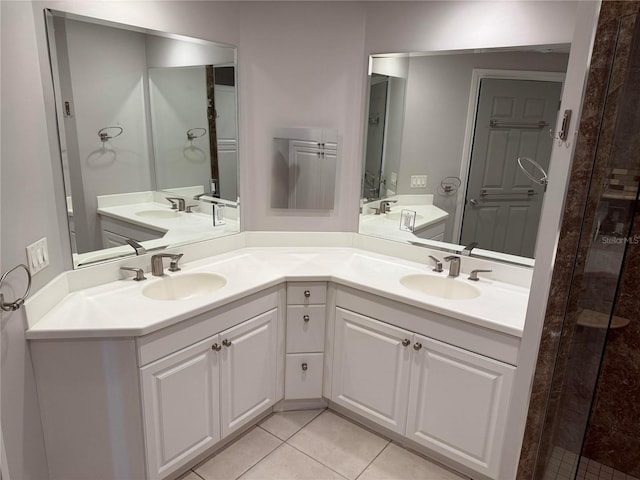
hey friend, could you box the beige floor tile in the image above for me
[287,411,389,480]
[239,444,346,480]
[358,443,466,480]
[259,409,324,441]
[177,471,202,480]
[195,427,282,480]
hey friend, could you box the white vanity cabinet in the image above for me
[331,287,517,479]
[99,214,165,248]
[141,309,278,479]
[284,282,327,400]
[141,333,222,479]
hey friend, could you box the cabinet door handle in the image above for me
[303,315,310,322]
[211,343,221,351]
[413,342,422,351]
[222,339,232,347]
[304,290,311,298]
[301,362,308,371]
[402,339,410,347]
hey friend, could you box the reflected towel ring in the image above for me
[186,128,207,141]
[438,176,461,195]
[517,156,549,189]
[98,126,123,143]
[0,264,32,311]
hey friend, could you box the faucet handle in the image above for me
[185,205,198,213]
[468,269,492,281]
[120,266,146,281]
[168,254,184,272]
[428,255,443,273]
[166,197,179,210]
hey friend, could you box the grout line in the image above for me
[190,470,206,480]
[278,441,350,480]
[259,407,326,441]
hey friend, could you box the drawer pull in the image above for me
[413,342,422,351]
[304,290,311,298]
[303,315,310,322]
[402,339,410,347]
[211,343,221,351]
[222,339,232,347]
[301,362,308,371]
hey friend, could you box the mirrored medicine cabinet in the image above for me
[359,46,571,266]
[44,9,240,268]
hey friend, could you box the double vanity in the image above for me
[26,234,529,480]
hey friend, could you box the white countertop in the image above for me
[26,246,529,341]
[359,204,448,240]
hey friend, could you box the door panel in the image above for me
[461,78,562,257]
[332,308,412,434]
[219,309,278,437]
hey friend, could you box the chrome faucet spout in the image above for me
[461,242,478,256]
[379,200,397,214]
[126,238,146,255]
[151,253,184,276]
[444,255,461,277]
[166,197,186,211]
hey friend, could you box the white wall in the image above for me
[398,51,569,241]
[1,1,583,477]
[64,19,152,251]
[149,66,211,192]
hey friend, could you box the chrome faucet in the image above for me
[151,253,183,276]
[193,193,207,200]
[120,266,146,281]
[126,238,146,255]
[444,255,461,277]
[166,197,186,211]
[461,242,478,256]
[379,200,397,213]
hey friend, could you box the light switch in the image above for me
[410,175,428,188]
[26,237,49,275]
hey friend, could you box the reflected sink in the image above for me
[384,212,424,222]
[143,273,226,301]
[136,210,181,219]
[400,274,480,300]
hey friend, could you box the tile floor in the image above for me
[179,409,468,480]
[542,446,640,480]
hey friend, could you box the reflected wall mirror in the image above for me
[360,46,570,266]
[45,9,240,268]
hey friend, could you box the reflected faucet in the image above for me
[379,200,397,214]
[151,253,183,276]
[126,238,146,255]
[461,242,478,256]
[166,197,186,211]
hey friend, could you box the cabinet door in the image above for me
[141,335,221,480]
[219,308,278,437]
[331,308,413,434]
[406,334,515,479]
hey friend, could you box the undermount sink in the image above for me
[400,274,480,300]
[142,273,226,301]
[135,209,181,219]
[384,211,424,222]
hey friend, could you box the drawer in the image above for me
[287,282,327,305]
[286,305,326,353]
[285,353,324,400]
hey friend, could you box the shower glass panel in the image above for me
[533,12,640,480]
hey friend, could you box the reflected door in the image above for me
[461,78,562,257]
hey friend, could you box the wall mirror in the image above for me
[44,9,240,268]
[360,46,570,267]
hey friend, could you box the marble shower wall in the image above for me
[517,2,640,479]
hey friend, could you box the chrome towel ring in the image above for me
[0,264,32,312]
[98,126,123,143]
[517,156,549,190]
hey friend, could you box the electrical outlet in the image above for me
[410,175,428,188]
[26,237,49,275]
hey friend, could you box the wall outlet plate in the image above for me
[410,175,428,188]
[26,237,49,275]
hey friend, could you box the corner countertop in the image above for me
[26,247,529,341]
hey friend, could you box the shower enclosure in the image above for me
[531,9,640,480]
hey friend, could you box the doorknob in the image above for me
[469,198,479,207]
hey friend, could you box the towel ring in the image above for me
[439,176,461,195]
[517,156,549,188]
[186,128,207,141]
[98,126,123,143]
[0,264,32,311]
